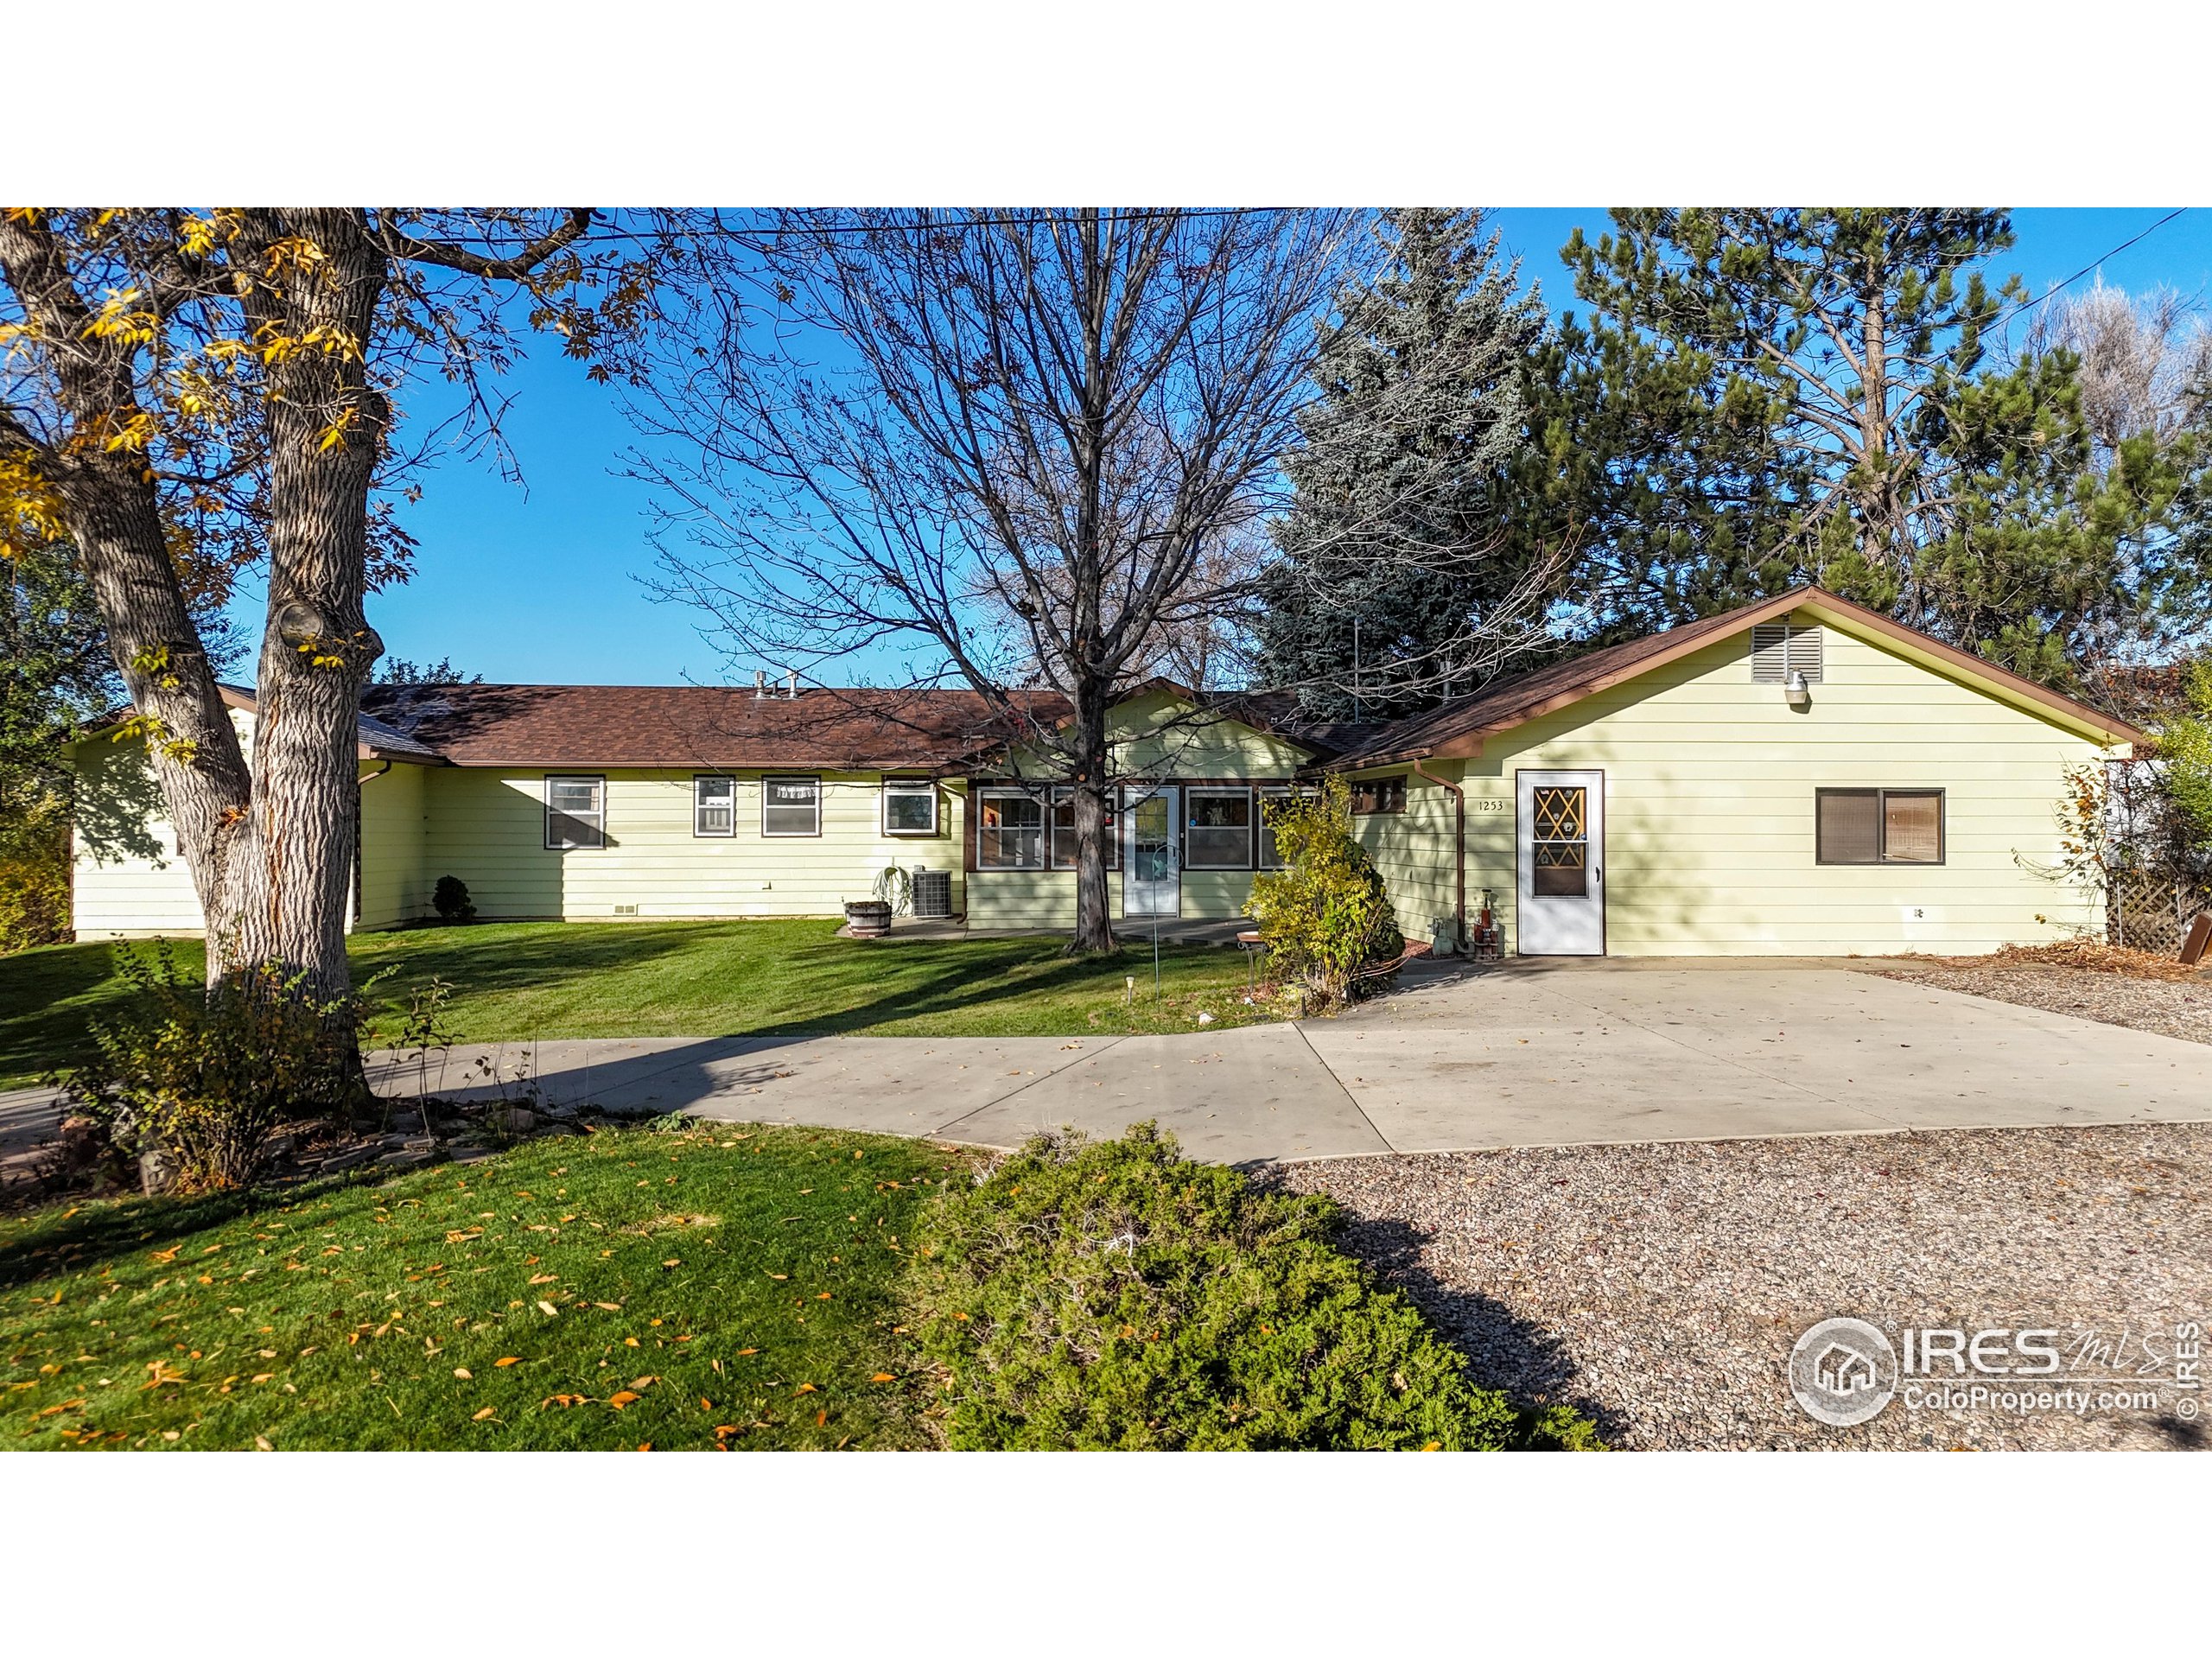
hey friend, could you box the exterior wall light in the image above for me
[1784,668,1813,710]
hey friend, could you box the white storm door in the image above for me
[1122,786,1179,918]
[1516,769,1605,955]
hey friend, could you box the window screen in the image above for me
[1817,788,1943,864]
[694,775,734,837]
[1185,788,1253,868]
[1882,791,1943,863]
[1049,788,1117,869]
[545,776,605,850]
[979,789,1046,868]
[762,776,820,836]
[882,779,938,836]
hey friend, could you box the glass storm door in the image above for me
[1122,786,1179,918]
[1515,769,1604,955]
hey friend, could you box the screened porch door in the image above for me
[1516,769,1605,955]
[1122,785,1179,918]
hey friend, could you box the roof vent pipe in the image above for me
[753,671,767,700]
[784,670,798,699]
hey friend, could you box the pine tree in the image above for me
[1546,209,2209,686]
[1255,210,1552,720]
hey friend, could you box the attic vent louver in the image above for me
[1751,622,1822,684]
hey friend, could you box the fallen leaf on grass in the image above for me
[735,1348,758,1357]
[594,1301,621,1312]
[454,1368,473,1380]
[528,1274,558,1285]
[607,1391,640,1409]
[251,1373,275,1385]
[255,1435,273,1452]
[536,1301,558,1317]
[870,1373,896,1383]
[494,1357,522,1368]
[794,1382,817,1395]
[472,1408,496,1421]
[542,1395,590,1408]
[148,1248,179,1264]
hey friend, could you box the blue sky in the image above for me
[271,208,2212,689]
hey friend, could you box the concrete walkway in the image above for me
[354,960,2212,1163]
[11,962,2208,1171]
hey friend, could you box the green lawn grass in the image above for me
[2,1122,967,1451]
[0,920,1283,1089]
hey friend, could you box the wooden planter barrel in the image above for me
[844,900,893,938]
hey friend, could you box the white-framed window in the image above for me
[694,774,735,837]
[544,775,605,851]
[1185,786,1255,869]
[1050,786,1118,869]
[762,775,821,837]
[882,778,939,836]
[977,787,1046,869]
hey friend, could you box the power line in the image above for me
[1999,207,2189,327]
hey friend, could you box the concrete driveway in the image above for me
[1298,959,2212,1155]
[11,961,2207,1177]
[362,959,2212,1163]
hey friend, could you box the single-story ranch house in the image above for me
[69,587,2143,957]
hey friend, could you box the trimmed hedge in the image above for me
[905,1123,1600,1450]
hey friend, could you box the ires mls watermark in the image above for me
[1788,1316,2202,1427]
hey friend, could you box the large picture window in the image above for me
[694,775,734,837]
[1816,788,1945,865]
[1185,787,1254,869]
[1050,787,1118,869]
[544,775,605,850]
[978,788,1046,868]
[762,775,821,837]
[882,779,939,836]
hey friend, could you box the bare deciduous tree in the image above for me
[627,207,1376,955]
[2021,278,2212,461]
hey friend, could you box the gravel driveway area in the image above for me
[1873,963,2212,1048]
[1282,1123,2210,1450]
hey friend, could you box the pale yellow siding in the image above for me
[358,760,428,929]
[1355,613,2116,957]
[69,709,264,939]
[420,768,967,921]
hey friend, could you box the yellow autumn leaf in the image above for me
[472,1408,496,1421]
[453,1368,473,1380]
[494,1357,522,1368]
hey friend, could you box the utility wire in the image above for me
[1998,207,2189,328]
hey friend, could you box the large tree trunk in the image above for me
[219,210,388,1001]
[1067,700,1117,957]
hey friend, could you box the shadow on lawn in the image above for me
[353,921,715,1031]
[1323,1211,1626,1446]
[743,938,1234,1038]
[0,940,154,1084]
[0,1185,265,1294]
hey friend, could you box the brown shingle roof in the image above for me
[357,683,1070,771]
[1322,585,2146,768]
